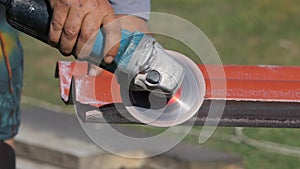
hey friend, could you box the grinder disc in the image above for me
[120,50,206,127]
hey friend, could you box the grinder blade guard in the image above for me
[120,50,206,127]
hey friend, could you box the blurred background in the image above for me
[19,0,300,168]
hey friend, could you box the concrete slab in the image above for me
[17,157,67,169]
[15,106,243,169]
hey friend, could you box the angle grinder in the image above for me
[0,0,205,126]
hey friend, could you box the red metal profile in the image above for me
[55,61,300,128]
[201,65,300,102]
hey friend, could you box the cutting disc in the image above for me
[120,50,206,127]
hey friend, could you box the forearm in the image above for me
[111,0,150,33]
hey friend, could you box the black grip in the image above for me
[5,0,52,43]
[0,0,7,5]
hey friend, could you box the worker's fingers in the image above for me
[59,7,85,56]
[49,0,120,61]
[74,12,101,58]
[75,32,98,59]
[48,6,68,46]
[102,13,121,64]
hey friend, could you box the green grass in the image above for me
[204,135,300,169]
[152,0,300,65]
[244,128,300,147]
[19,0,300,168]
[202,128,300,169]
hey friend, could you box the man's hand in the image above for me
[48,0,120,63]
[87,15,150,76]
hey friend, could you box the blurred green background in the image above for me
[20,0,300,168]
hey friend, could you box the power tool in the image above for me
[0,0,205,126]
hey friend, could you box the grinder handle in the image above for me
[3,0,51,43]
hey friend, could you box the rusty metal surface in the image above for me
[56,61,300,128]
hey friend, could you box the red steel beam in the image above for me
[55,61,300,128]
